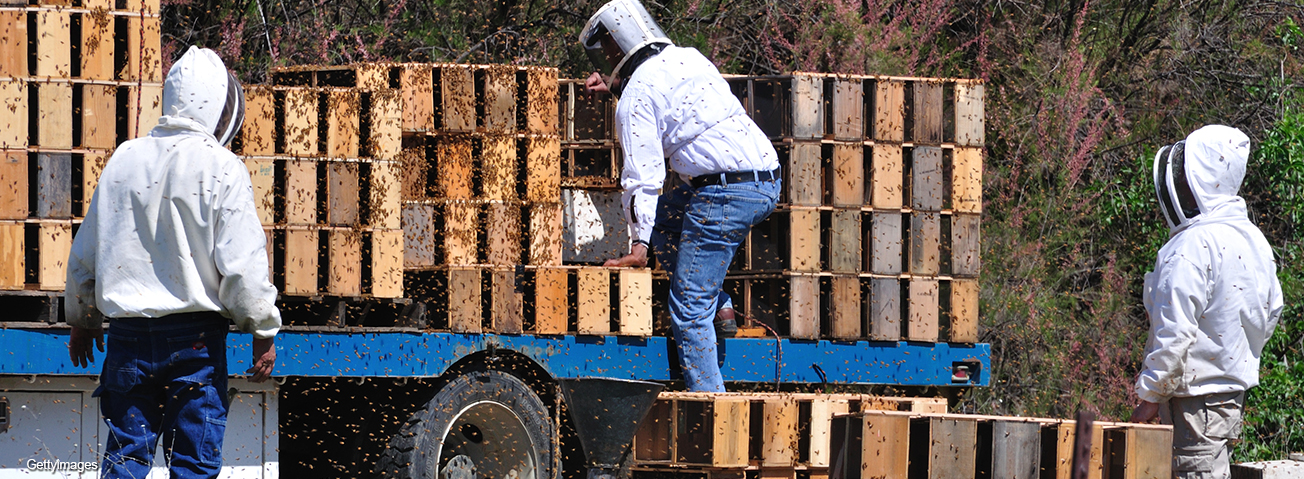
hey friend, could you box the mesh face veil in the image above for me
[579,0,672,92]
[213,70,245,147]
[1153,140,1201,229]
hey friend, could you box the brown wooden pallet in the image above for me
[830,410,1171,479]
[234,85,402,161]
[0,79,160,150]
[0,218,74,291]
[269,62,557,136]
[401,199,561,269]
[0,0,161,12]
[398,132,560,203]
[267,225,402,299]
[0,6,160,81]
[395,265,652,335]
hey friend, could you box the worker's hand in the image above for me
[584,72,609,94]
[68,326,104,368]
[1130,400,1161,423]
[247,337,276,383]
[604,242,648,268]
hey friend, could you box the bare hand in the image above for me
[1130,400,1160,423]
[247,337,276,383]
[69,326,104,368]
[604,243,648,268]
[584,72,609,95]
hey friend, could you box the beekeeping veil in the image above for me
[580,0,673,97]
[159,46,245,147]
[1153,125,1251,232]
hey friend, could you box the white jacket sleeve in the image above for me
[64,189,102,329]
[617,88,666,245]
[213,160,282,339]
[1135,255,1207,403]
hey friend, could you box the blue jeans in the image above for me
[96,314,230,479]
[651,177,780,391]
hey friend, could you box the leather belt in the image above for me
[690,167,780,188]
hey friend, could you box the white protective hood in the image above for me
[1153,124,1251,233]
[155,46,245,146]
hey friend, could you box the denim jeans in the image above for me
[651,177,780,392]
[96,313,230,479]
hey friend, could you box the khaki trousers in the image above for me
[1160,391,1245,479]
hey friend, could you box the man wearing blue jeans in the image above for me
[65,47,281,478]
[582,0,780,392]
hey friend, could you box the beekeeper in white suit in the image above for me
[65,46,280,478]
[1130,125,1282,479]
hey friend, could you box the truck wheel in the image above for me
[375,370,556,479]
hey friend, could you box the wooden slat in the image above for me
[525,136,561,203]
[124,16,162,82]
[0,151,27,219]
[402,205,436,267]
[762,397,800,467]
[283,88,319,156]
[369,89,402,158]
[988,420,1040,479]
[924,417,977,479]
[533,267,569,334]
[0,81,25,148]
[809,398,850,468]
[285,159,316,225]
[482,202,520,266]
[327,230,361,296]
[491,269,523,334]
[788,209,820,272]
[444,201,478,265]
[634,399,673,462]
[244,158,275,225]
[80,10,115,81]
[950,279,979,344]
[577,267,611,335]
[912,81,944,145]
[955,82,985,147]
[39,222,72,290]
[448,267,482,333]
[912,146,943,210]
[862,412,910,478]
[868,278,901,341]
[0,10,26,77]
[283,229,317,295]
[523,67,558,134]
[37,83,74,149]
[369,159,402,229]
[910,212,940,275]
[436,135,474,199]
[124,0,162,15]
[482,135,517,201]
[791,74,823,139]
[354,64,389,90]
[952,147,983,213]
[908,278,939,342]
[829,209,860,273]
[619,268,652,336]
[126,84,162,139]
[35,9,71,78]
[81,84,116,149]
[1121,426,1172,479]
[711,398,750,468]
[830,142,864,207]
[482,65,517,133]
[325,89,360,158]
[787,141,822,206]
[868,211,902,275]
[240,86,276,156]
[874,79,905,142]
[951,213,980,277]
[528,202,563,266]
[830,275,861,340]
[788,275,819,339]
[82,151,108,216]
[832,78,864,140]
[871,143,903,208]
[36,152,72,219]
[370,229,403,298]
[399,64,434,132]
[326,162,359,226]
[438,65,475,132]
[0,222,23,289]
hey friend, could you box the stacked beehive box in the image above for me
[627,393,1170,479]
[267,63,656,334]
[556,73,986,344]
[0,0,161,297]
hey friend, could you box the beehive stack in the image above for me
[0,0,161,293]
[628,392,1171,479]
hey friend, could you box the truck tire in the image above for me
[375,370,556,479]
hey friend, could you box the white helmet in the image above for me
[580,0,673,91]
